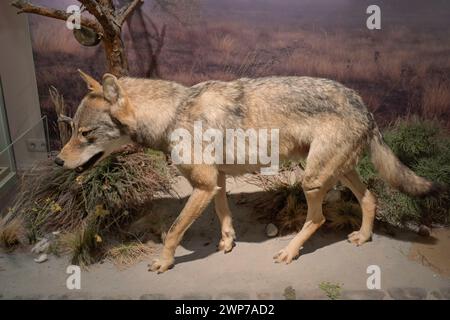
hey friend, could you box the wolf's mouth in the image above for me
[75,151,104,173]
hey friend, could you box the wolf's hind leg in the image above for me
[273,184,330,264]
[214,172,236,253]
[274,140,341,264]
[340,169,376,246]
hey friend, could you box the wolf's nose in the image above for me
[54,157,64,166]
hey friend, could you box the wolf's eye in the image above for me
[80,129,94,138]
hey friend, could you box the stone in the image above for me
[34,253,48,263]
[265,223,278,237]
[31,238,50,254]
[418,225,431,237]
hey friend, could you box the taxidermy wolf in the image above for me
[55,70,441,273]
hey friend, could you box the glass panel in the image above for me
[0,115,49,177]
[0,76,49,195]
[0,77,15,189]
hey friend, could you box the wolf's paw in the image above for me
[348,230,372,246]
[218,236,236,253]
[148,257,174,274]
[217,230,236,253]
[273,246,300,264]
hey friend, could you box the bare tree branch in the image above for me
[78,0,115,31]
[49,86,72,146]
[11,0,101,33]
[117,0,143,26]
[140,12,166,77]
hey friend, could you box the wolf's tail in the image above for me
[369,126,443,197]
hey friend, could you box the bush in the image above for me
[358,118,450,227]
[0,149,174,266]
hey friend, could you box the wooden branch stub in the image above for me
[49,86,72,146]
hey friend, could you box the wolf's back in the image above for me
[369,127,443,197]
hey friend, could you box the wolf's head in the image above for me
[54,70,133,172]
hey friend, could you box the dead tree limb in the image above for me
[12,0,144,77]
[49,86,71,146]
[117,0,143,25]
[11,0,101,33]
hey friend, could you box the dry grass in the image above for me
[1,149,175,265]
[422,80,450,118]
[0,215,26,251]
[106,241,155,269]
[245,165,363,234]
[326,202,362,231]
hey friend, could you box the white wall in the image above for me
[0,1,47,170]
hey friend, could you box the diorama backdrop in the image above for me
[28,0,450,149]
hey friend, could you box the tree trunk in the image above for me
[103,31,129,77]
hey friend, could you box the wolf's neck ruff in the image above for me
[116,77,189,153]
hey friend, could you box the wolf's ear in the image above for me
[102,73,124,104]
[78,69,101,92]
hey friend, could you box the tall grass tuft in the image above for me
[0,149,174,265]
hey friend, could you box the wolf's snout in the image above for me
[54,157,64,166]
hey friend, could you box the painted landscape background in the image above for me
[28,0,450,146]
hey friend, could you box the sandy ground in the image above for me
[1,177,449,300]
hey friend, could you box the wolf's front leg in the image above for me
[149,165,218,273]
[214,172,236,253]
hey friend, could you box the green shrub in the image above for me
[358,118,450,227]
[383,118,440,166]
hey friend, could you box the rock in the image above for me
[324,189,341,203]
[34,254,48,263]
[31,238,50,254]
[265,223,278,237]
[418,225,431,237]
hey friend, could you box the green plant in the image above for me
[319,281,342,300]
[383,118,439,166]
[362,118,450,227]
